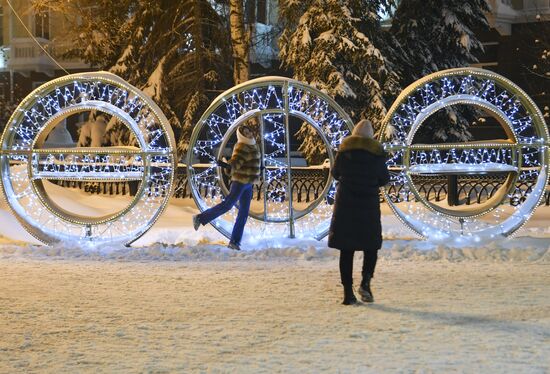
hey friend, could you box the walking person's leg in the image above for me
[339,250,357,305]
[229,184,253,248]
[362,250,378,279]
[194,182,245,228]
[358,250,378,302]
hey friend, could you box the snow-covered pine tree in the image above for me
[32,0,232,156]
[279,0,399,165]
[390,0,490,143]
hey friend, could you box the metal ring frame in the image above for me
[1,68,547,246]
[0,72,177,246]
[187,76,353,241]
[30,104,146,225]
[406,100,518,218]
[379,67,549,243]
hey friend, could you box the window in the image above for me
[245,0,268,25]
[34,10,50,39]
[257,0,266,24]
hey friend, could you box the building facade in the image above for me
[473,0,550,138]
[0,0,89,102]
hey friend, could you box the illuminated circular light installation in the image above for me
[187,76,353,240]
[380,67,549,243]
[0,72,177,246]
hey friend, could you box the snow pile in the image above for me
[379,240,550,262]
[1,238,548,263]
[0,179,549,261]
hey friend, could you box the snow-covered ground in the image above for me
[0,186,549,372]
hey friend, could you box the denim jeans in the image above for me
[197,182,253,245]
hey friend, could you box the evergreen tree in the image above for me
[279,0,399,164]
[390,0,490,142]
[33,0,232,155]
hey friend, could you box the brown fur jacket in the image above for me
[228,142,261,184]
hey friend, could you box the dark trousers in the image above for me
[339,250,378,286]
[197,182,253,245]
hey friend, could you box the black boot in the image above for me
[358,276,374,303]
[342,284,358,305]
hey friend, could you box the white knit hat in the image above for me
[236,126,256,145]
[352,119,374,138]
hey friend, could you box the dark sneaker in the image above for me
[358,285,374,303]
[192,215,201,231]
[227,242,241,251]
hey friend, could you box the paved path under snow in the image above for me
[0,258,548,373]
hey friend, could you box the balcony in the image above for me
[520,0,550,16]
[7,37,57,76]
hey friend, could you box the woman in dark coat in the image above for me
[328,119,390,305]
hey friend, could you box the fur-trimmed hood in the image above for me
[236,128,256,145]
[338,135,385,156]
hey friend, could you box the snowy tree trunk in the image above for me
[230,0,249,84]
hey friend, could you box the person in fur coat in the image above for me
[192,125,261,250]
[328,119,390,305]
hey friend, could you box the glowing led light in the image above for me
[380,68,549,243]
[187,76,353,241]
[0,72,177,246]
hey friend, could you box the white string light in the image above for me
[380,68,549,244]
[187,77,353,241]
[0,72,177,246]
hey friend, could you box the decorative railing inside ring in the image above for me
[52,165,550,206]
[385,174,550,207]
[174,166,331,203]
